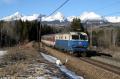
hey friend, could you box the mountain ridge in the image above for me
[1,11,120,23]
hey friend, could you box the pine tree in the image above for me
[70,18,84,32]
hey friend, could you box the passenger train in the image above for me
[41,32,89,56]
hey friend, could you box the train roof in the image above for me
[42,31,87,37]
[56,31,87,35]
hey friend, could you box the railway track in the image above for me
[80,57,120,75]
[46,47,120,75]
[39,43,120,79]
[91,56,120,68]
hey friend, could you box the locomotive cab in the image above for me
[69,32,89,54]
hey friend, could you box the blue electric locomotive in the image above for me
[41,32,89,56]
[55,32,89,55]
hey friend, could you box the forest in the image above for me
[0,20,57,47]
[0,18,120,50]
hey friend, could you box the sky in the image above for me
[0,0,120,18]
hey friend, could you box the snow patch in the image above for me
[41,53,57,63]
[37,76,60,79]
[0,51,7,57]
[41,53,84,79]
[59,66,84,79]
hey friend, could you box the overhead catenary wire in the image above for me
[48,0,70,16]
[38,0,70,50]
[48,0,120,17]
[49,0,120,17]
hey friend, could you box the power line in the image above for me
[49,0,70,16]
[38,0,70,50]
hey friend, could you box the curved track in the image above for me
[80,57,120,75]
[39,43,120,79]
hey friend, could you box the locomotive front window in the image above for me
[72,35,79,40]
[80,34,87,40]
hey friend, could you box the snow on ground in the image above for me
[37,76,60,79]
[41,53,57,63]
[0,51,7,57]
[41,53,84,79]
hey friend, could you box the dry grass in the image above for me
[3,48,38,62]
[0,63,27,76]
[0,47,39,76]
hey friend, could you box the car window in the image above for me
[80,34,87,40]
[72,35,79,40]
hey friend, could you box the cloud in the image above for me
[2,0,16,4]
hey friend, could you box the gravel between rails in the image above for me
[43,45,120,79]
[80,57,120,75]
[91,56,120,68]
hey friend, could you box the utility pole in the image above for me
[37,0,69,51]
[38,15,42,51]
[90,23,93,48]
[0,28,2,47]
[86,21,92,48]
[1,26,3,48]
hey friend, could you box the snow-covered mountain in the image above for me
[1,12,41,21]
[42,12,65,22]
[2,12,23,21]
[1,11,120,23]
[105,16,120,23]
[21,14,40,21]
[67,12,107,22]
[80,12,103,21]
[67,12,120,23]
[1,12,65,22]
[67,16,78,22]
